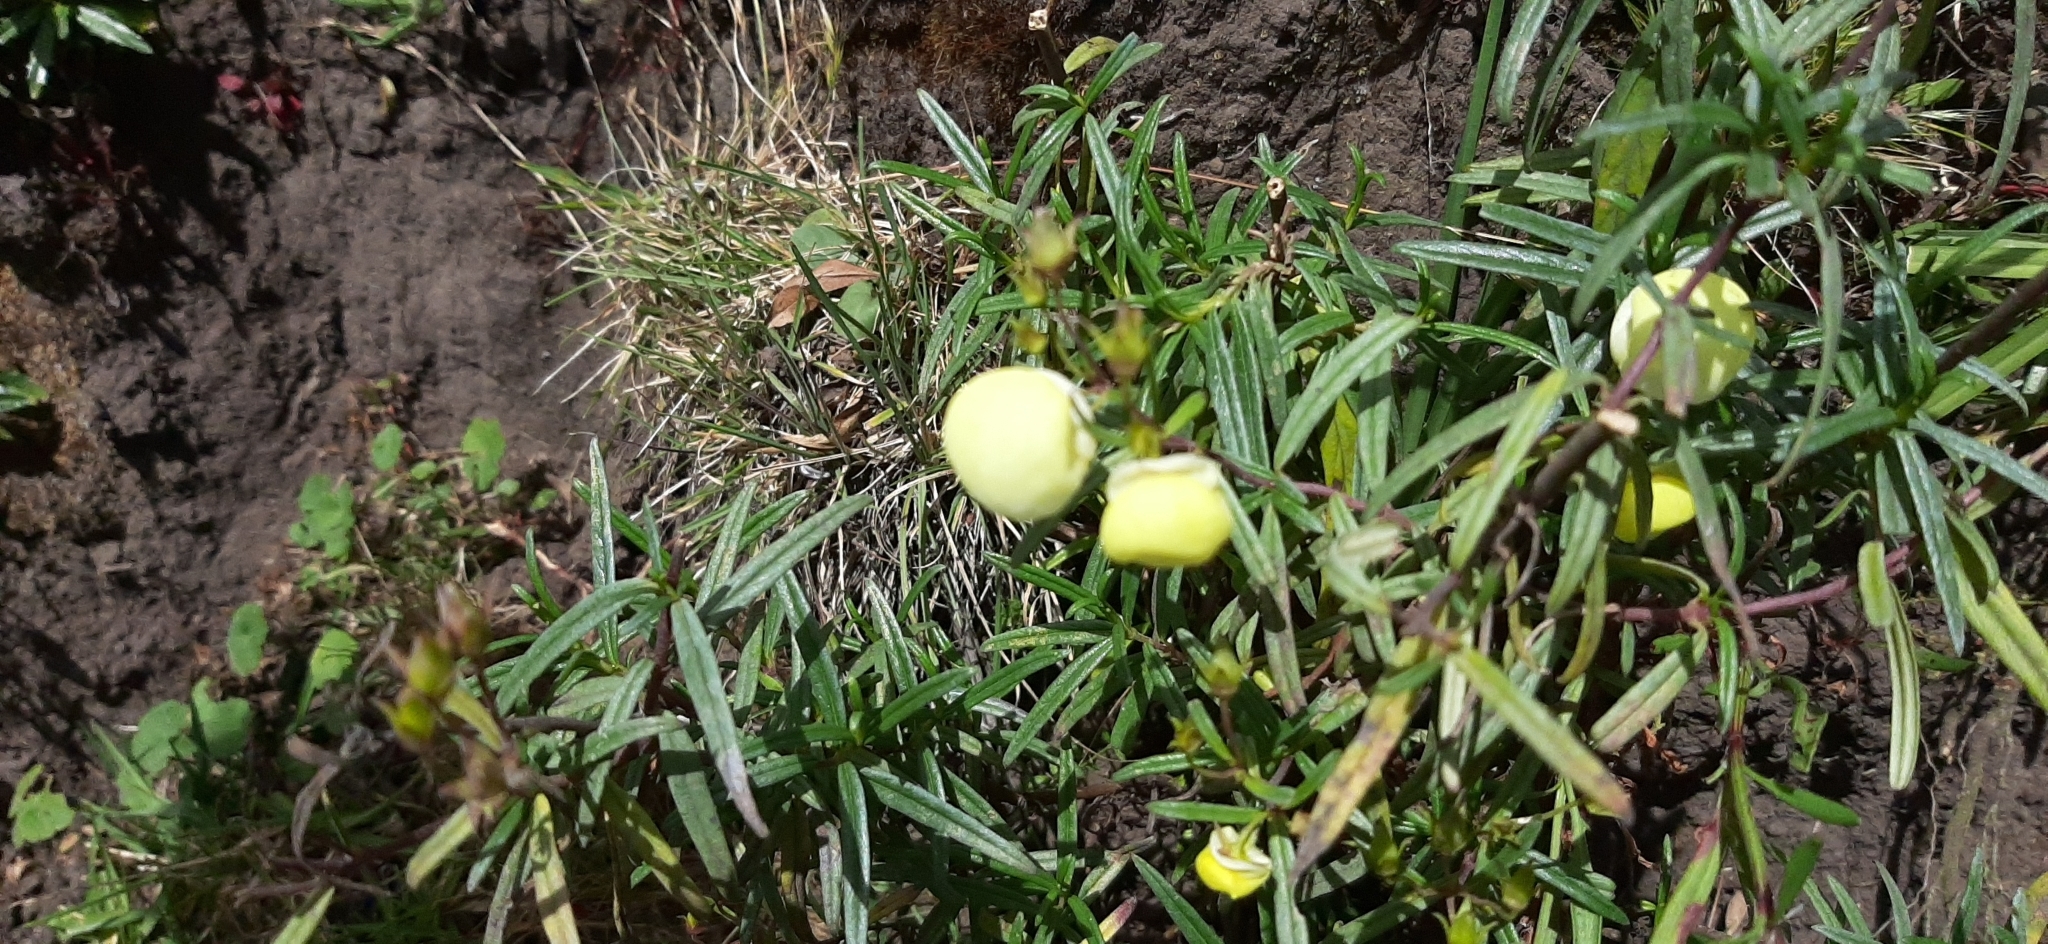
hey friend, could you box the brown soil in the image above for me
[0,0,628,929]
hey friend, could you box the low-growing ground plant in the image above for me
[0,0,156,98]
[11,411,569,942]
[0,368,46,439]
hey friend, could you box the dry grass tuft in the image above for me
[543,0,1057,640]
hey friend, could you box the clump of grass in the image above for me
[539,0,1057,642]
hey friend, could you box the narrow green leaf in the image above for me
[1492,0,1558,117]
[699,496,872,626]
[874,667,974,732]
[1452,649,1629,820]
[1913,415,2048,507]
[529,794,579,944]
[1894,431,1970,651]
[1649,823,1722,944]
[660,729,736,884]
[269,888,336,944]
[918,90,996,198]
[1591,648,1695,753]
[1747,769,1861,827]
[1859,540,1920,791]
[1295,685,1420,876]
[1133,857,1227,944]
[74,5,150,52]
[672,601,768,838]
[1146,801,1266,825]
[1963,582,2048,713]
[406,808,477,888]
[1525,852,1627,924]
[1272,315,1417,468]
[494,579,657,712]
[1365,384,1531,511]
[1004,640,1113,766]
[1397,240,1589,285]
[1452,370,1573,569]
[861,766,1041,876]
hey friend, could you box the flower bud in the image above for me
[1195,826,1272,900]
[942,367,1096,522]
[1102,305,1149,384]
[1100,454,1233,568]
[1499,866,1538,914]
[383,689,438,753]
[406,634,456,701]
[1022,208,1077,274]
[437,583,491,659]
[1614,465,1697,543]
[1609,268,1758,403]
[1197,650,1244,699]
[1444,906,1483,944]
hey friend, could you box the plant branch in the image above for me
[1933,264,2048,373]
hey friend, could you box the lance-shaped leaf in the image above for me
[1451,648,1630,822]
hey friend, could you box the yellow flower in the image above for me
[1099,454,1233,568]
[1609,268,1758,403]
[1614,466,1697,543]
[1195,826,1272,900]
[942,367,1096,522]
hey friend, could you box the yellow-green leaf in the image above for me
[529,795,579,944]
[270,887,335,944]
[1293,685,1420,879]
[405,807,476,889]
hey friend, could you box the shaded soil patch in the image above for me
[0,0,633,931]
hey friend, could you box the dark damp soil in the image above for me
[0,0,641,931]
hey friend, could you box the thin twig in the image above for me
[1830,0,1898,84]
[504,717,601,734]
[1934,264,2048,372]
[1406,204,1759,638]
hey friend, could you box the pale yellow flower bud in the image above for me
[1099,454,1233,568]
[942,367,1096,522]
[1609,268,1758,403]
[1614,465,1697,543]
[1195,826,1272,900]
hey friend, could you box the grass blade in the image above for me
[1982,0,2036,199]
